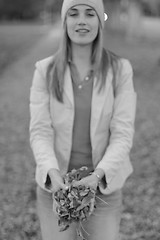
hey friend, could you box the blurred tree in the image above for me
[104,0,143,40]
[104,0,160,17]
[125,0,142,39]
[44,0,63,23]
[0,0,44,20]
[10,0,64,24]
[141,0,160,16]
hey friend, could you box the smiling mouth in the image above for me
[76,29,89,33]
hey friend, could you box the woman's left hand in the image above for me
[72,174,99,191]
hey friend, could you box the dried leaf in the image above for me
[53,166,96,239]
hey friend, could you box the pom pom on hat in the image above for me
[61,0,105,28]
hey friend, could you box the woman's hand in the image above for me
[72,174,99,190]
[72,168,105,190]
[47,168,69,193]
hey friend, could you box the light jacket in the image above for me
[30,56,137,195]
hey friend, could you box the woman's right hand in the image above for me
[48,168,68,193]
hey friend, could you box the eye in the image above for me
[87,13,95,17]
[68,13,78,17]
[67,9,78,17]
[86,9,96,17]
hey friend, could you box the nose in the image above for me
[77,14,86,26]
[78,22,86,27]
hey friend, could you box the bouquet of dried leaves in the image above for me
[52,167,96,239]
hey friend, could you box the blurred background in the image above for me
[0,0,160,239]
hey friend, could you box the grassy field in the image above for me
[0,23,48,75]
[0,23,49,240]
[0,23,160,240]
[103,28,160,239]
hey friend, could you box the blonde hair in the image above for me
[47,21,119,102]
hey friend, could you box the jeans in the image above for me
[37,186,122,240]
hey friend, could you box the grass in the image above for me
[0,22,48,75]
[0,22,160,240]
[103,28,160,239]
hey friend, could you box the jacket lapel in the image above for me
[91,70,113,141]
[63,65,74,108]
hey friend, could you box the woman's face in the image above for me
[66,5,99,46]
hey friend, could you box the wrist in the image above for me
[93,168,105,180]
[48,168,60,177]
[91,172,101,182]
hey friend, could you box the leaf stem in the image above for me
[95,195,111,206]
[80,221,90,236]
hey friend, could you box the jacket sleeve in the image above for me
[29,61,59,187]
[96,59,137,189]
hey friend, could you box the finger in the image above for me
[72,180,82,187]
[73,180,89,188]
[59,183,69,191]
[50,185,59,194]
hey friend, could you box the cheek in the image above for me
[92,23,99,37]
[94,25,99,35]
[91,20,99,33]
[66,23,73,39]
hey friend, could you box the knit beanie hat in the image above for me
[61,0,105,28]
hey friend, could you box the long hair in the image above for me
[46,21,119,102]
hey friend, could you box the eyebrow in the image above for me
[86,8,95,12]
[71,7,95,11]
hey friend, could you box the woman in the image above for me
[30,0,137,239]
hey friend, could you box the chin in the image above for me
[73,40,93,46]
